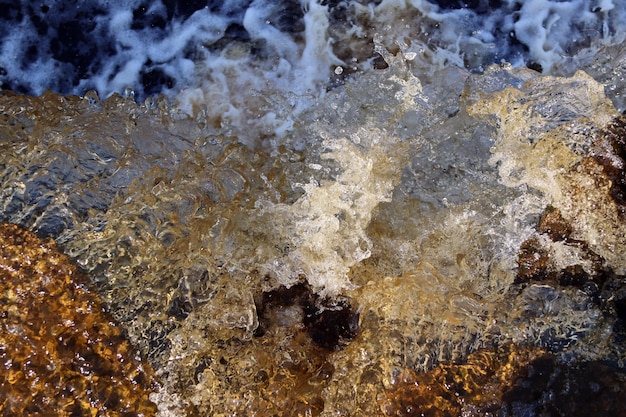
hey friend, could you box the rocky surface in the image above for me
[380,344,626,417]
[0,223,157,416]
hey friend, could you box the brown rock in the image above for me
[379,344,544,417]
[516,238,551,283]
[594,114,626,216]
[0,223,158,416]
[538,205,572,242]
[380,344,626,417]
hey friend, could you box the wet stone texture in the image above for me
[381,344,626,417]
[516,205,608,290]
[156,282,359,416]
[501,356,626,417]
[594,114,626,217]
[0,223,157,416]
[255,283,359,350]
[379,344,546,417]
[516,203,626,356]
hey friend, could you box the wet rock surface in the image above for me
[501,356,626,417]
[255,283,359,350]
[515,197,626,358]
[381,344,626,417]
[0,223,157,416]
[594,114,626,216]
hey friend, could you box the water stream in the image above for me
[2,1,626,415]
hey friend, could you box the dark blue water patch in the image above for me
[0,1,23,23]
[1,2,113,95]
[267,0,306,34]
[131,3,168,30]
[205,0,252,19]
[140,64,176,97]
[430,0,505,12]
[0,0,306,102]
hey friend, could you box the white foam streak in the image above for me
[3,0,625,120]
[243,1,300,63]
[514,1,589,70]
[296,1,341,91]
[172,0,343,145]
[148,12,225,63]
[109,58,143,94]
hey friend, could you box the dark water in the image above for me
[2,0,624,102]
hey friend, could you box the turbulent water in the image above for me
[2,1,626,416]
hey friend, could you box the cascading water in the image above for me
[1,1,626,416]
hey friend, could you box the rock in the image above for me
[380,344,544,417]
[538,205,572,242]
[594,114,626,216]
[380,344,626,417]
[0,223,158,416]
[516,237,552,283]
[501,355,626,417]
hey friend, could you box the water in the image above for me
[1,1,626,416]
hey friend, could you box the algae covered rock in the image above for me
[0,223,157,416]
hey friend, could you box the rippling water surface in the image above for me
[1,1,626,415]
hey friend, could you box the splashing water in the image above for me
[2,1,626,416]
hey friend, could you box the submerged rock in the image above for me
[380,344,626,417]
[0,223,157,416]
[594,114,626,217]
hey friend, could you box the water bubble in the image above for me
[123,87,135,99]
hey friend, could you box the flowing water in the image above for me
[2,1,626,415]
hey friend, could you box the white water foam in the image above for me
[2,1,625,117]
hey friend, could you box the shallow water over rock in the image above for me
[0,223,158,416]
[1,50,626,415]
